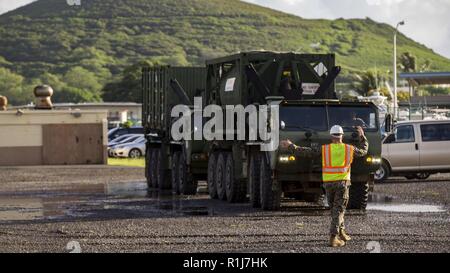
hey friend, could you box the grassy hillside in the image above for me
[0,0,449,104]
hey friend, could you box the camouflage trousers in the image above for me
[323,181,350,236]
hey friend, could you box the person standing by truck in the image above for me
[281,125,369,247]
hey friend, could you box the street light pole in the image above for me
[393,20,405,119]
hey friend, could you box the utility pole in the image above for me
[393,20,405,119]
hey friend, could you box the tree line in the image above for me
[0,51,448,106]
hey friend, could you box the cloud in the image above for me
[0,0,35,15]
[243,0,450,59]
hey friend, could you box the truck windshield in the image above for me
[280,105,378,131]
[328,106,377,131]
[280,106,327,131]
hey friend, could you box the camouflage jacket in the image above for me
[288,136,369,159]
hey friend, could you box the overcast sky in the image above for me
[1,0,449,58]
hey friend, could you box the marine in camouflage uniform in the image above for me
[282,126,369,247]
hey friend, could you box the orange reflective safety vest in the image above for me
[322,143,354,182]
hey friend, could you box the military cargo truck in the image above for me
[142,66,207,194]
[142,52,390,210]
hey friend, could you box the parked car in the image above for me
[111,137,146,158]
[108,134,143,157]
[376,120,450,182]
[108,134,143,147]
[108,126,144,142]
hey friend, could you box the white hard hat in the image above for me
[330,125,344,135]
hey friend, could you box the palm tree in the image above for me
[352,69,387,96]
[420,59,431,72]
[398,52,416,72]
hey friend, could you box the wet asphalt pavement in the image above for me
[0,166,448,253]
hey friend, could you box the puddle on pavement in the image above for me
[0,198,44,221]
[106,182,149,197]
[0,181,212,222]
[367,193,446,213]
[1,181,447,222]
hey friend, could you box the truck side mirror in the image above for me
[385,114,393,133]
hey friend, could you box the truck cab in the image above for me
[275,100,382,207]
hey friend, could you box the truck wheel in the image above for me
[207,152,218,199]
[248,153,261,208]
[348,182,369,210]
[157,149,171,190]
[375,162,390,182]
[171,152,180,195]
[150,149,158,188]
[215,152,227,201]
[145,147,153,188]
[260,154,281,211]
[178,152,197,195]
[225,153,247,203]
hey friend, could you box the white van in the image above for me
[376,120,450,182]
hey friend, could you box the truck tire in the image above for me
[215,152,227,201]
[260,154,281,211]
[150,149,158,188]
[145,147,153,188]
[348,182,369,210]
[157,149,171,190]
[178,152,197,195]
[207,152,218,199]
[171,152,180,195]
[248,153,261,208]
[225,153,247,203]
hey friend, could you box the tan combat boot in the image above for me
[329,235,346,247]
[339,229,351,242]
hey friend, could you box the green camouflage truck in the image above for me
[142,51,391,210]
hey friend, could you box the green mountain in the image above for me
[0,0,449,104]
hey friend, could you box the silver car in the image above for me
[111,137,146,158]
[108,134,143,157]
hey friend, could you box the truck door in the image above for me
[384,124,419,171]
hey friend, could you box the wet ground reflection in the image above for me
[367,193,446,213]
[0,181,447,223]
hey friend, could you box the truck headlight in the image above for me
[366,157,381,164]
[279,155,296,163]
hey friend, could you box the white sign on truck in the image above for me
[302,83,320,95]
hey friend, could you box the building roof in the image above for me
[11,102,141,109]
[400,72,450,85]
[54,102,141,107]
[397,119,450,125]
[399,95,450,106]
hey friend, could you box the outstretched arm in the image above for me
[280,140,321,158]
